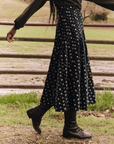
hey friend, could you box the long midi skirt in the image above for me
[40,6,96,112]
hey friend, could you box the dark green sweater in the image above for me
[15,0,114,29]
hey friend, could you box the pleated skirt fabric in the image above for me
[40,6,96,112]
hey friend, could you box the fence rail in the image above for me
[0,84,113,90]
[0,22,114,90]
[1,37,114,45]
[1,53,114,61]
[0,70,114,77]
[1,22,114,27]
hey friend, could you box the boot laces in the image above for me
[76,127,83,132]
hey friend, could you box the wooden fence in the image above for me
[0,22,114,90]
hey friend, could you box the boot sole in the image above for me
[33,125,41,134]
[63,133,92,139]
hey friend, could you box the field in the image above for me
[0,0,50,22]
[0,0,114,143]
[1,0,114,23]
[0,25,114,144]
[0,91,114,144]
[1,26,114,88]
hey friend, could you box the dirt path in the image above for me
[1,60,114,86]
[0,44,114,95]
[0,53,114,95]
[0,125,114,144]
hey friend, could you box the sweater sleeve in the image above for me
[85,0,114,11]
[14,0,47,29]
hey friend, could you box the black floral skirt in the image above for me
[40,6,96,112]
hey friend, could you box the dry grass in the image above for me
[1,125,114,144]
[0,0,50,22]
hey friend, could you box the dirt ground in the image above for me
[1,125,114,144]
[0,47,114,93]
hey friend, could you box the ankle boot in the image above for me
[27,103,52,134]
[63,109,92,139]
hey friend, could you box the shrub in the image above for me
[91,12,108,22]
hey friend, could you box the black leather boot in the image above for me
[27,103,52,134]
[63,109,92,139]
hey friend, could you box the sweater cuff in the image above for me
[14,21,20,30]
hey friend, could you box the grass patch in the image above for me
[0,91,39,105]
[0,91,114,143]
[0,26,56,38]
[0,91,114,126]
[0,26,55,54]
[1,91,114,112]
[1,26,114,55]
[89,91,114,112]
[87,44,114,56]
[79,116,114,135]
[0,91,39,126]
[84,28,114,40]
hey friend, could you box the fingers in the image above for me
[6,33,15,43]
[6,26,17,43]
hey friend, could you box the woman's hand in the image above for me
[6,26,17,43]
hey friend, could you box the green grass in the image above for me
[89,91,114,111]
[0,91,39,105]
[0,26,55,54]
[79,116,114,135]
[1,26,114,55]
[84,27,114,55]
[84,28,114,40]
[0,91,63,127]
[0,91,114,126]
[0,91,114,143]
[0,91,114,112]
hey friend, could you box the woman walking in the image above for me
[7,0,114,139]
